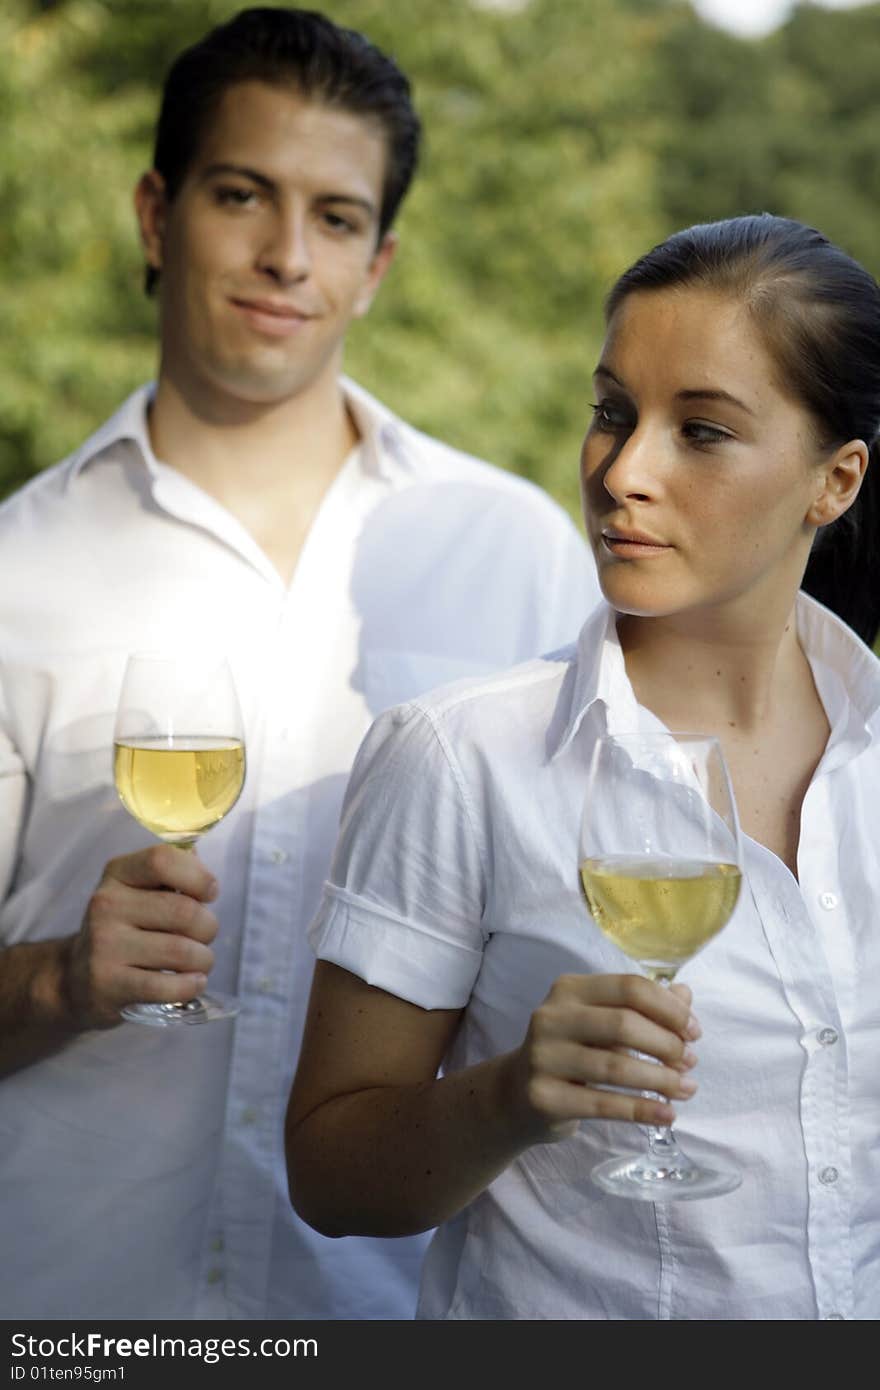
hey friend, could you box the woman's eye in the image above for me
[590,401,631,432]
[683,421,733,445]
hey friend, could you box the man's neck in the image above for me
[148,369,357,497]
[146,369,360,586]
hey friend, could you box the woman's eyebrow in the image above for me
[676,388,754,416]
[593,365,754,418]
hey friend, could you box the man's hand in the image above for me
[65,846,220,1029]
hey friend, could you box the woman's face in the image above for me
[580,286,830,623]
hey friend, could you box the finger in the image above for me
[560,973,697,1040]
[123,927,215,976]
[668,982,701,1038]
[533,1039,697,1101]
[531,1074,677,1128]
[543,1001,693,1068]
[117,968,210,1009]
[92,881,219,944]
[101,845,218,901]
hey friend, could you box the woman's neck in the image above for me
[617,602,808,736]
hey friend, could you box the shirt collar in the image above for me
[339,375,418,482]
[66,384,158,488]
[549,603,638,760]
[66,377,415,489]
[550,593,880,763]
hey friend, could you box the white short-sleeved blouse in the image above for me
[310,597,880,1320]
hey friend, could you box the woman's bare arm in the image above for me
[286,960,699,1238]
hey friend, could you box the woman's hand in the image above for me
[505,973,700,1142]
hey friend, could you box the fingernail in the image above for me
[686,1013,702,1040]
[680,1046,698,1069]
[678,1075,698,1097]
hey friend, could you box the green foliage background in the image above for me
[3,0,880,521]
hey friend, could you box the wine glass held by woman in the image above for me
[285,216,880,1321]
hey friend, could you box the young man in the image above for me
[0,8,597,1320]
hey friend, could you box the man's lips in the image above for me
[229,296,316,336]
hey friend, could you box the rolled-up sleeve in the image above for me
[308,701,487,1010]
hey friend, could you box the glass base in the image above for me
[591,1152,742,1201]
[120,993,240,1027]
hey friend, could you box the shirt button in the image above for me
[269,848,289,865]
[206,1267,223,1285]
[819,1166,839,1185]
[818,891,838,910]
[817,1027,839,1047]
[257,976,273,994]
[242,1106,259,1125]
[210,1236,224,1253]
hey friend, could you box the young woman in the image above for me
[285,215,880,1320]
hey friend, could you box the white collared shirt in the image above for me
[0,379,598,1320]
[311,598,880,1320]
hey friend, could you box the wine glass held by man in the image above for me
[113,653,246,1026]
[286,215,880,1320]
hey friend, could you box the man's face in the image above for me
[136,80,396,410]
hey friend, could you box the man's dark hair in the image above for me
[607,213,880,647]
[146,6,421,294]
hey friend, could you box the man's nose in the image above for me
[256,206,312,284]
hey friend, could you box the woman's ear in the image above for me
[806,439,869,527]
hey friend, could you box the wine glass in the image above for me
[578,731,743,1200]
[113,652,246,1027]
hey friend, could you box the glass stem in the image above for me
[643,971,692,1171]
[167,837,199,1009]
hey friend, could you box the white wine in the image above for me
[114,736,245,844]
[579,856,741,980]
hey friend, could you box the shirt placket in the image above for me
[748,774,853,1320]
[198,450,390,1317]
[795,772,855,1320]
[209,596,306,1317]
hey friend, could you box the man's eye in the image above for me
[215,186,257,207]
[323,212,357,233]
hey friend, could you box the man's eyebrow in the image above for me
[594,366,754,417]
[200,163,376,214]
[201,162,276,190]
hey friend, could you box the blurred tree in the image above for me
[651,1,880,277]
[0,0,672,517]
[2,0,880,524]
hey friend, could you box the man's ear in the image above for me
[134,170,169,275]
[352,232,398,319]
[806,438,869,528]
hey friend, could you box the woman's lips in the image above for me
[601,530,672,558]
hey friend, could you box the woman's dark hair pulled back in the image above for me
[607,214,880,647]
